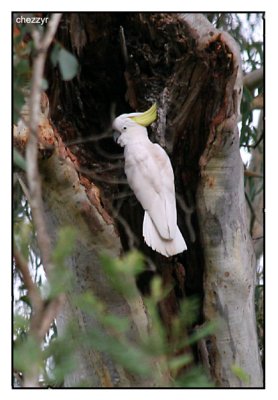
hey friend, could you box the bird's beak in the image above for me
[113,131,120,143]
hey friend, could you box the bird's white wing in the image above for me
[124,142,177,240]
[153,143,177,238]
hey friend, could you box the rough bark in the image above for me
[196,113,262,386]
[189,18,263,386]
[14,104,151,387]
[14,12,263,387]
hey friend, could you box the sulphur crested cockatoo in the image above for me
[112,104,187,257]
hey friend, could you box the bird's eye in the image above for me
[123,126,127,130]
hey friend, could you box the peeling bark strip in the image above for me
[14,13,262,387]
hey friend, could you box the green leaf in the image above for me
[51,227,76,266]
[74,291,129,334]
[74,291,105,315]
[44,335,77,386]
[13,314,29,338]
[50,43,61,67]
[14,336,42,376]
[186,321,216,346]
[58,48,78,81]
[13,89,25,124]
[174,366,214,388]
[48,227,76,298]
[13,57,31,123]
[14,220,33,260]
[101,314,129,333]
[14,59,30,85]
[19,295,31,308]
[150,276,163,302]
[86,329,152,377]
[100,250,144,299]
[168,354,193,372]
[179,297,200,326]
[143,297,166,355]
[41,78,48,90]
[13,148,27,171]
[231,364,250,384]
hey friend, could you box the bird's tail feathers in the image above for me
[143,211,187,257]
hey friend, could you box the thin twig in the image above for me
[22,13,62,387]
[250,93,263,111]
[244,169,263,178]
[66,129,114,146]
[26,13,62,276]
[94,163,124,173]
[72,162,128,185]
[94,141,125,160]
[14,245,63,342]
[243,67,263,91]
[119,26,129,66]
[176,192,196,243]
[14,248,43,319]
[252,236,264,241]
[253,132,264,150]
[245,191,258,233]
[112,209,139,249]
[36,296,65,340]
[15,173,32,203]
[241,132,264,150]
[119,25,138,109]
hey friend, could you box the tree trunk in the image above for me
[14,12,263,387]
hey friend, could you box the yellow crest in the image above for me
[129,103,157,127]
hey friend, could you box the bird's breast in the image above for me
[124,143,149,165]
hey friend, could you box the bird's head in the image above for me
[112,103,157,147]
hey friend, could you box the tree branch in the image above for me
[26,13,62,276]
[250,93,263,110]
[243,67,263,91]
[21,13,62,387]
[14,248,44,319]
[13,248,65,367]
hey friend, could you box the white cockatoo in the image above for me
[112,104,187,257]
